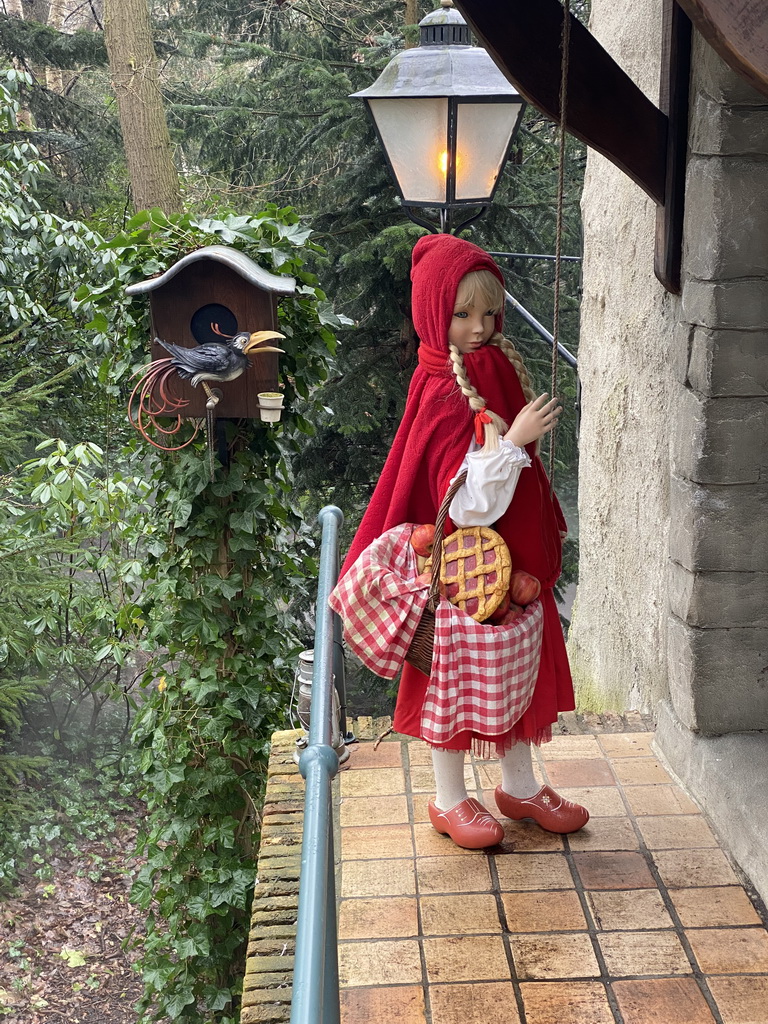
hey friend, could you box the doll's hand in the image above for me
[504,393,562,448]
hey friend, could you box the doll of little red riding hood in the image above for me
[340,234,588,848]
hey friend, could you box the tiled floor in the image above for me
[336,732,768,1024]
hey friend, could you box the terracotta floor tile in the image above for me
[474,762,503,788]
[413,822,486,859]
[669,886,763,928]
[545,758,616,788]
[345,741,403,769]
[567,816,639,852]
[416,854,493,895]
[573,851,656,890]
[636,815,718,850]
[598,733,655,759]
[341,824,414,860]
[613,978,716,1024]
[408,763,476,793]
[341,985,426,1024]
[495,818,565,853]
[598,929,691,976]
[487,811,565,851]
[338,896,419,940]
[340,794,410,827]
[520,981,615,1024]
[338,938,422,986]
[653,849,739,888]
[686,927,768,973]
[501,890,587,932]
[539,735,604,760]
[420,893,501,935]
[707,975,768,1024]
[407,741,434,766]
[496,853,574,892]
[473,762,546,789]
[429,981,520,1024]
[611,758,672,786]
[559,786,628,817]
[342,857,416,898]
[587,889,673,931]
[625,785,700,817]
[423,934,510,983]
[340,766,406,797]
[412,792,432,822]
[511,932,600,979]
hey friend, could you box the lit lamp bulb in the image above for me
[438,149,462,182]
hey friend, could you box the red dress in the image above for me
[341,235,575,750]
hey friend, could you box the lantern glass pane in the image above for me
[455,102,522,201]
[367,97,449,204]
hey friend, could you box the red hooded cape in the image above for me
[341,234,574,747]
[342,233,564,586]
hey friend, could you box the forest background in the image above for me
[0,0,585,1021]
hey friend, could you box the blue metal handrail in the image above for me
[290,504,344,1024]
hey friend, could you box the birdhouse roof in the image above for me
[125,245,297,296]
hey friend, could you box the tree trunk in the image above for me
[103,0,182,214]
[404,0,419,47]
[45,0,67,94]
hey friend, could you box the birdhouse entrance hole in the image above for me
[190,303,239,345]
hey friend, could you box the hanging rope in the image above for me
[549,0,571,494]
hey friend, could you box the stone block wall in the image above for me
[567,0,677,712]
[668,36,768,736]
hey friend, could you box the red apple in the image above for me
[415,572,432,586]
[496,603,525,625]
[487,592,511,623]
[410,523,436,558]
[509,569,541,606]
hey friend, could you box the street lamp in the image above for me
[351,0,525,234]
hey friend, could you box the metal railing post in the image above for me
[290,504,344,1024]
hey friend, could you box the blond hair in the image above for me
[454,269,505,316]
[448,332,537,453]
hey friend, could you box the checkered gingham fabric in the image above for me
[331,523,545,745]
[420,597,544,746]
[329,525,430,679]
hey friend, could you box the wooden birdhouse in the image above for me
[125,245,296,419]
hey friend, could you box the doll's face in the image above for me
[448,300,496,354]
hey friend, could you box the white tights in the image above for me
[432,742,542,811]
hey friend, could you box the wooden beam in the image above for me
[677,0,768,99]
[655,0,693,294]
[454,0,669,206]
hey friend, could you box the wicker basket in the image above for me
[404,472,465,676]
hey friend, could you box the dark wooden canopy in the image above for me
[678,0,768,98]
[455,0,766,293]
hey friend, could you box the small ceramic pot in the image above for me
[258,391,284,423]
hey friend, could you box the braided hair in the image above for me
[447,270,537,453]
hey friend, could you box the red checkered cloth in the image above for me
[331,525,544,744]
[420,598,544,746]
[329,525,430,679]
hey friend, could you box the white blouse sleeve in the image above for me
[448,439,532,527]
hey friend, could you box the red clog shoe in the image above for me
[495,784,589,834]
[428,797,504,849]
